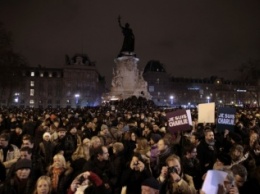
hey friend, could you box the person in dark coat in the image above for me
[53,128,75,161]
[0,159,35,194]
[38,132,54,171]
[121,152,152,194]
[83,146,115,194]
[110,142,126,194]
[182,144,202,190]
[197,129,218,174]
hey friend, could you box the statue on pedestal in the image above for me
[118,16,135,53]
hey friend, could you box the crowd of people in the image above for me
[0,97,260,194]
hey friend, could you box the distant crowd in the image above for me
[0,97,260,194]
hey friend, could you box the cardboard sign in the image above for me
[216,107,236,132]
[198,103,215,123]
[166,109,191,134]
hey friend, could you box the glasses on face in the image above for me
[103,152,109,155]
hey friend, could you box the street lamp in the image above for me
[206,96,210,103]
[74,94,80,105]
[14,93,20,103]
[169,95,174,106]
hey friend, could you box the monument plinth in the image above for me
[107,53,151,100]
[102,17,151,101]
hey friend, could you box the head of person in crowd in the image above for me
[150,133,161,146]
[112,142,124,155]
[22,134,34,148]
[20,146,32,160]
[204,129,215,145]
[95,145,109,161]
[57,128,67,139]
[142,123,152,136]
[82,138,91,148]
[190,132,201,146]
[53,118,60,128]
[135,137,150,153]
[141,177,160,194]
[15,126,23,135]
[217,168,239,194]
[0,133,10,148]
[231,164,247,188]
[52,154,66,169]
[230,144,244,163]
[166,154,183,178]
[15,158,32,180]
[42,132,51,142]
[183,144,197,160]
[71,141,90,161]
[100,124,109,136]
[213,153,231,170]
[90,136,102,149]
[249,130,259,147]
[85,119,93,129]
[68,125,78,136]
[33,175,52,194]
[152,123,160,133]
[157,138,170,153]
[117,121,124,130]
[130,152,146,172]
[130,131,137,142]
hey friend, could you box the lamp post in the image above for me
[74,94,80,105]
[14,93,20,104]
[169,95,174,106]
[206,96,210,103]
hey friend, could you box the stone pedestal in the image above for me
[104,53,151,101]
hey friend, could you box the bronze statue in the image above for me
[118,16,135,53]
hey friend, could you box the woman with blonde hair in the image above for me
[70,138,91,179]
[47,154,73,194]
[33,175,52,194]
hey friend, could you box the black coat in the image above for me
[197,140,217,174]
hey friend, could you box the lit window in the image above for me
[40,73,44,77]
[156,78,160,84]
[30,81,34,87]
[30,89,34,96]
[29,100,34,104]
[49,73,52,77]
[31,72,35,77]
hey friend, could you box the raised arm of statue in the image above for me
[118,15,123,28]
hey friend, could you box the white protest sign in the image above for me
[198,102,215,123]
[202,170,228,194]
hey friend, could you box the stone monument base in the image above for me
[103,53,151,102]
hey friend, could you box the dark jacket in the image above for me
[0,175,35,194]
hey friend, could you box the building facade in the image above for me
[0,54,105,108]
[143,60,260,107]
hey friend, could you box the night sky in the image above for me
[1,0,260,86]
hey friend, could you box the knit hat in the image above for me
[142,177,160,190]
[57,128,67,132]
[43,132,51,138]
[150,133,162,143]
[15,159,32,171]
[101,124,108,131]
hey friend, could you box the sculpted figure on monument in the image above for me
[118,15,135,53]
